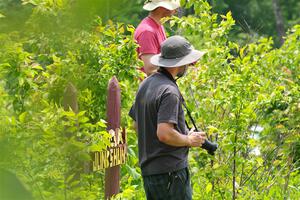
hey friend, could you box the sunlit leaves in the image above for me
[0,12,141,199]
[169,1,300,199]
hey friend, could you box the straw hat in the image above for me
[143,0,180,11]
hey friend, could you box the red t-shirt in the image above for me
[134,17,167,72]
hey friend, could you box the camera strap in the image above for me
[158,68,199,132]
[158,68,219,156]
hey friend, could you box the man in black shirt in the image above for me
[129,35,206,200]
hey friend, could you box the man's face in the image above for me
[177,65,188,78]
[159,7,177,18]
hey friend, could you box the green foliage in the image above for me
[0,1,141,199]
[168,0,300,199]
[0,0,299,199]
[208,0,300,46]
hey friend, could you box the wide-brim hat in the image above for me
[143,0,180,11]
[150,35,206,68]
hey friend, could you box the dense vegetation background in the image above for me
[0,0,299,199]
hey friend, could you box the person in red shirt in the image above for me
[134,0,180,76]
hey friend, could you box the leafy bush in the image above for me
[0,1,141,199]
[169,0,300,199]
[0,0,299,199]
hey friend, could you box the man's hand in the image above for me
[187,132,206,147]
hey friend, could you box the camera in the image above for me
[201,139,218,155]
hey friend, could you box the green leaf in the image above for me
[63,111,76,117]
[78,152,91,162]
[19,78,25,86]
[206,183,213,193]
[22,0,38,6]
[256,157,264,165]
[70,180,80,187]
[19,112,27,123]
[207,126,219,135]
[66,173,76,183]
[90,144,103,152]
[97,119,107,128]
[32,65,44,70]
[78,116,89,123]
[220,14,227,19]
[77,111,86,117]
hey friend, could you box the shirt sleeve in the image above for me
[128,103,136,121]
[136,31,159,57]
[157,93,180,125]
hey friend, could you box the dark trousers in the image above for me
[142,168,192,200]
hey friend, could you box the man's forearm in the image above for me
[141,54,158,76]
[144,64,158,76]
[157,127,190,147]
[157,123,205,147]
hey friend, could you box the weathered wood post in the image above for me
[105,76,121,199]
[63,82,81,189]
[63,82,78,114]
[91,77,127,199]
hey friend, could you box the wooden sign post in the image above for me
[92,77,127,200]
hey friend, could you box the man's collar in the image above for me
[147,16,161,27]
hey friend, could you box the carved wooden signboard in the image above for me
[92,128,127,171]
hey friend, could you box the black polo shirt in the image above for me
[129,72,189,176]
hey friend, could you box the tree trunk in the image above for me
[233,145,237,200]
[272,0,286,45]
[283,156,293,200]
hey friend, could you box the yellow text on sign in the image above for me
[93,144,127,171]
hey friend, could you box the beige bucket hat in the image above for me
[143,0,180,11]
